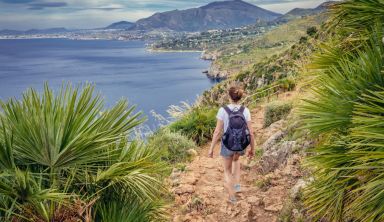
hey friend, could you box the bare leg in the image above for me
[222,156,236,200]
[232,153,241,186]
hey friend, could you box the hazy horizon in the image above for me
[0,0,334,30]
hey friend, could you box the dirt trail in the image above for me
[171,92,302,222]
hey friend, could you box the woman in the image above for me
[208,86,255,204]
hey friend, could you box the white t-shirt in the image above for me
[216,104,251,132]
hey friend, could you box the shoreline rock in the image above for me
[206,63,229,80]
[200,50,218,61]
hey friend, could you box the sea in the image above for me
[0,38,216,129]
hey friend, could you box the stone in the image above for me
[260,141,296,174]
[171,168,182,180]
[247,196,261,206]
[172,179,180,187]
[181,173,199,185]
[187,149,198,158]
[264,204,283,212]
[174,185,195,195]
[262,130,286,151]
[292,209,301,219]
[291,179,307,199]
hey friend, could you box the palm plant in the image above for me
[0,83,168,221]
[300,1,384,221]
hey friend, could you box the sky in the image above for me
[0,0,332,30]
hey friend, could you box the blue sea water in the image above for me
[0,39,215,128]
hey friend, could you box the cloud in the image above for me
[0,0,333,29]
[0,0,35,3]
[28,2,67,10]
[88,4,125,11]
[259,0,327,13]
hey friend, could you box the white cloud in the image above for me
[0,0,333,29]
[259,0,327,13]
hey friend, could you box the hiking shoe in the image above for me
[234,184,241,193]
[228,196,237,204]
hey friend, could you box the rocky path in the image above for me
[171,93,304,222]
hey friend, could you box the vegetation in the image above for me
[199,28,315,107]
[211,14,327,75]
[147,129,197,164]
[0,84,168,221]
[169,107,217,146]
[263,101,292,128]
[151,23,275,51]
[300,0,384,221]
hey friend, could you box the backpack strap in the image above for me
[239,106,245,114]
[223,105,232,115]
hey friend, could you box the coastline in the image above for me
[0,38,215,131]
[146,48,204,53]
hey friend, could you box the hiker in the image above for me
[208,85,255,204]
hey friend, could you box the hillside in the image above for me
[0,28,70,35]
[204,13,328,79]
[104,21,134,30]
[131,0,280,32]
[275,1,335,23]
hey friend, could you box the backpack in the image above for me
[222,105,251,152]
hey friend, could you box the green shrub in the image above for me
[147,129,197,164]
[0,83,168,221]
[96,199,168,222]
[264,101,292,128]
[277,77,296,92]
[169,107,217,145]
[306,26,318,37]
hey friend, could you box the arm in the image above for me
[208,119,224,158]
[247,121,255,158]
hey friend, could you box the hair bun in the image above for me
[228,86,244,102]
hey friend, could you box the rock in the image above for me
[264,204,283,212]
[200,50,218,61]
[247,196,261,206]
[172,179,180,187]
[292,209,301,220]
[260,141,296,174]
[291,179,307,199]
[206,63,229,80]
[182,174,199,185]
[171,168,182,179]
[174,185,195,195]
[187,149,198,158]
[302,140,315,150]
[262,130,286,151]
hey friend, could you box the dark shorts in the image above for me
[220,142,245,158]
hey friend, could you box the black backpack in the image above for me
[222,106,251,152]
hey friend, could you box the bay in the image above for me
[0,39,215,129]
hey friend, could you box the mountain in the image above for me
[276,1,336,23]
[0,28,70,35]
[130,0,281,32]
[104,21,134,30]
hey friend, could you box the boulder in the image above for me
[291,179,307,199]
[260,141,297,174]
[262,130,286,151]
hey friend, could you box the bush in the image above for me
[169,107,217,145]
[147,129,197,164]
[306,26,318,37]
[277,77,296,92]
[299,36,308,44]
[263,101,292,128]
[0,84,168,221]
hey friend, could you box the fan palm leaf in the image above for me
[0,83,169,220]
